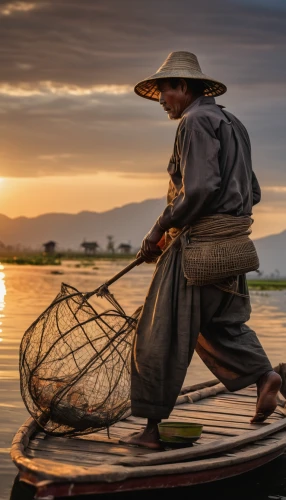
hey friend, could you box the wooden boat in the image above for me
[11,366,286,500]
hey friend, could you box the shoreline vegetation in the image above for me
[0,252,285,290]
[246,280,286,291]
[0,252,135,266]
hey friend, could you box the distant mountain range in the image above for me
[251,232,286,278]
[0,197,285,277]
[0,198,166,251]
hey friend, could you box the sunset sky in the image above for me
[0,0,285,238]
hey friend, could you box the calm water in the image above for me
[0,260,286,500]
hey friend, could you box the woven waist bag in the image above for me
[182,215,259,286]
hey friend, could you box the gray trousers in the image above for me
[131,238,272,420]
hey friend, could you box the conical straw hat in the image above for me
[134,51,227,101]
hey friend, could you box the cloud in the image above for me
[0,82,133,97]
[258,186,286,211]
[0,0,284,184]
[263,186,286,193]
[0,0,285,86]
[37,153,74,161]
[0,2,37,16]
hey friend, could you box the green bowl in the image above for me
[158,422,203,442]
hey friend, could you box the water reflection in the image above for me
[0,265,6,314]
[0,267,7,373]
[1,262,286,500]
[0,266,6,349]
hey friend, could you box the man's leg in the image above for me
[250,370,282,423]
[120,240,200,449]
[119,419,162,450]
[196,276,281,423]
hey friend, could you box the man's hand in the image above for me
[138,219,166,263]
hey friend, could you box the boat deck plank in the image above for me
[27,437,146,456]
[10,378,286,497]
[169,408,278,424]
[175,400,279,416]
[127,414,262,431]
[25,449,116,466]
[24,385,284,470]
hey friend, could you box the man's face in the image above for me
[157,80,188,120]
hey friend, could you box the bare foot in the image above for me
[119,422,162,450]
[250,370,282,423]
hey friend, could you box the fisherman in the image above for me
[121,51,282,450]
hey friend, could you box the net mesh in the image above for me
[20,282,142,436]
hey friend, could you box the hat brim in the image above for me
[134,72,227,101]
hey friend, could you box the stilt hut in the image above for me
[81,241,99,255]
[117,243,132,254]
[43,241,56,254]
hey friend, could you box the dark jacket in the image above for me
[159,96,261,230]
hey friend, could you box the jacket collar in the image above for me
[181,95,216,118]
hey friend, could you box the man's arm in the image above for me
[138,125,221,262]
[252,171,261,206]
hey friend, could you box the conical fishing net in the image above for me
[19,260,143,437]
